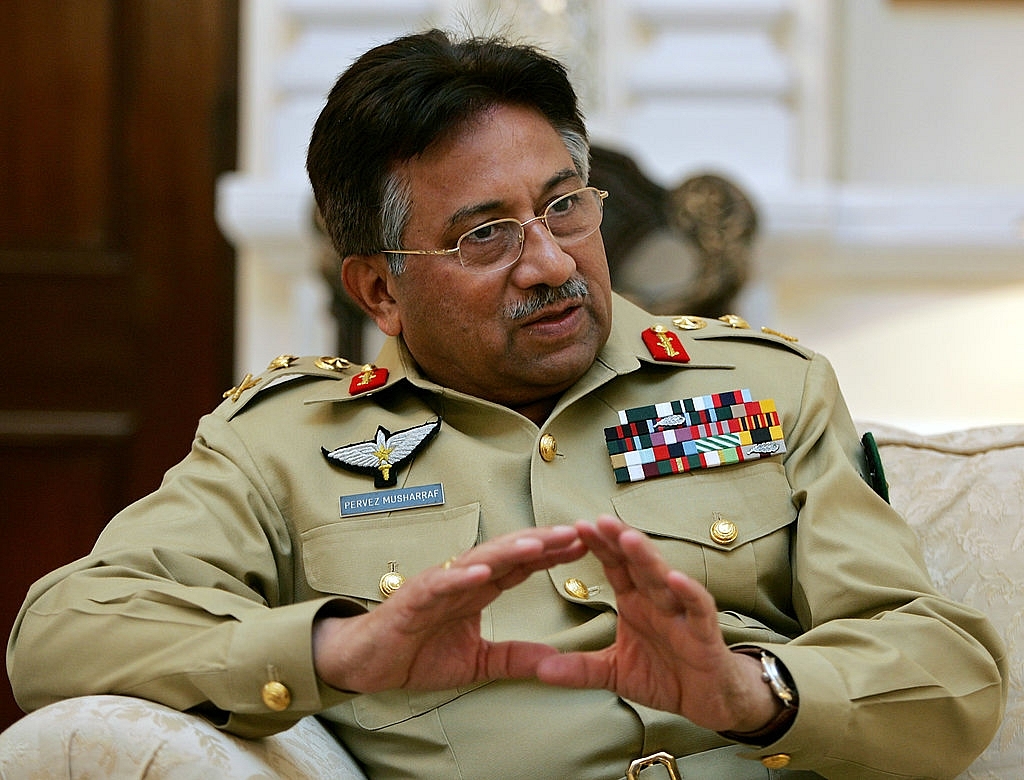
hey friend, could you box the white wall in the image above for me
[765,0,1024,431]
[841,0,1024,187]
[217,0,1024,433]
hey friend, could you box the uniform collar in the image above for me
[598,293,735,372]
[302,292,720,408]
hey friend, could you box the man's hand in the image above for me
[313,524,586,694]
[535,515,781,734]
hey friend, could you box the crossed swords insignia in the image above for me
[322,418,441,488]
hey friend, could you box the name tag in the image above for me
[340,483,445,517]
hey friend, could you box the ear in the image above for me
[341,254,402,336]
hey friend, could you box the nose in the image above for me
[510,219,576,288]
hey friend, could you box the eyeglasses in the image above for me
[383,187,608,274]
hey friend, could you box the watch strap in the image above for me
[719,648,798,747]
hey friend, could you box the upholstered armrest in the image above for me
[864,422,1024,780]
[0,694,368,779]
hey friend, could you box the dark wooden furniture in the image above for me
[0,1,239,730]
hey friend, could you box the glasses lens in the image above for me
[545,188,604,243]
[457,219,524,272]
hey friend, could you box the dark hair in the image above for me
[306,29,589,266]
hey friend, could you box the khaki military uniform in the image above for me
[9,295,1005,779]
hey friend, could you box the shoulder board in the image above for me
[215,354,363,420]
[675,314,815,359]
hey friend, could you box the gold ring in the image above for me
[442,556,457,570]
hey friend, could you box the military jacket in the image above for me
[8,295,1005,780]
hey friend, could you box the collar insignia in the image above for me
[323,418,441,488]
[349,364,389,395]
[642,325,690,363]
[604,389,785,484]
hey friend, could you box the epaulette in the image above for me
[676,314,815,359]
[215,354,393,420]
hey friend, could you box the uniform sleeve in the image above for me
[739,354,1007,778]
[6,413,360,738]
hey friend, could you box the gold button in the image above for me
[539,433,558,462]
[379,570,406,599]
[564,578,590,600]
[761,753,791,770]
[261,681,291,712]
[709,517,739,545]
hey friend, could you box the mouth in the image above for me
[520,298,582,325]
[516,299,586,338]
[504,276,590,323]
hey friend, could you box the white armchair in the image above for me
[0,694,366,779]
[2,422,1021,779]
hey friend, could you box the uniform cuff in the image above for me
[193,597,362,735]
[731,643,850,769]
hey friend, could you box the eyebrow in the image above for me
[443,168,582,233]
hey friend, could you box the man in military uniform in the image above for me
[8,30,1005,779]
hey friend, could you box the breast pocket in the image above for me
[300,502,480,603]
[610,461,796,615]
[302,503,486,730]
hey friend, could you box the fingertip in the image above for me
[556,539,589,562]
[664,568,693,591]
[546,525,583,548]
[616,526,649,551]
[534,652,566,684]
[461,563,492,582]
[513,536,544,549]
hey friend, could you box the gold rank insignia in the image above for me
[266,354,299,371]
[672,315,706,331]
[323,418,442,488]
[349,364,389,395]
[315,355,351,372]
[223,373,260,402]
[761,326,799,343]
[641,325,690,364]
[718,314,750,329]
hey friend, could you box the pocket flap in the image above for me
[612,461,794,549]
[301,503,480,600]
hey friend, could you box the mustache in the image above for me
[504,276,590,321]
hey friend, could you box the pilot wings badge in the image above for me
[322,418,441,488]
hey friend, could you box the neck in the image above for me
[511,395,560,427]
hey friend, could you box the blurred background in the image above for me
[3,0,1023,729]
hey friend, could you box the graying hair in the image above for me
[381,173,412,275]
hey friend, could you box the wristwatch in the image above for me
[719,648,798,746]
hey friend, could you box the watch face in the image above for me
[760,651,796,707]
